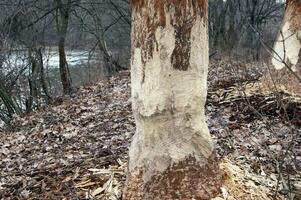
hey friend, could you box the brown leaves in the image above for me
[0,63,300,199]
[207,60,301,199]
[0,73,133,199]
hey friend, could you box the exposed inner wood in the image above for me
[131,0,207,71]
[270,0,301,96]
[126,0,222,199]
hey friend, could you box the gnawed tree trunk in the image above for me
[124,1,222,199]
[270,0,301,95]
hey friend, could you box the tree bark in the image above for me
[56,0,72,94]
[58,39,72,94]
[0,40,3,69]
[270,0,301,95]
[28,49,40,111]
[124,1,222,199]
[37,48,52,103]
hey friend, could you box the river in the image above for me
[2,49,99,70]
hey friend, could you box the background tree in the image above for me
[73,0,130,76]
[55,0,73,94]
[124,0,222,199]
[0,0,130,124]
[209,0,284,60]
[269,0,301,95]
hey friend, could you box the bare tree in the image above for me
[0,0,132,124]
[268,0,301,96]
[55,0,73,94]
[73,0,130,76]
[209,0,284,59]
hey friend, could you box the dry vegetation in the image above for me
[0,60,300,199]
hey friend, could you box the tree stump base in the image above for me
[123,153,223,200]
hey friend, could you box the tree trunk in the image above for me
[28,49,41,111]
[58,39,72,94]
[124,1,222,199]
[97,34,125,77]
[0,40,3,68]
[56,0,72,94]
[98,36,115,76]
[37,48,52,103]
[270,0,301,95]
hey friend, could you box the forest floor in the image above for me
[0,60,300,200]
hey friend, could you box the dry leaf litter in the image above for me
[0,61,300,199]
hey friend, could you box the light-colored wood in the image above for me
[269,0,301,96]
[124,1,222,199]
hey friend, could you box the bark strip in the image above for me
[131,0,207,70]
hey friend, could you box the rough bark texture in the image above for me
[131,0,207,74]
[56,0,73,95]
[58,40,72,94]
[269,0,301,95]
[124,0,222,199]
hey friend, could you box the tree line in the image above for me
[0,0,130,123]
[0,0,285,124]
